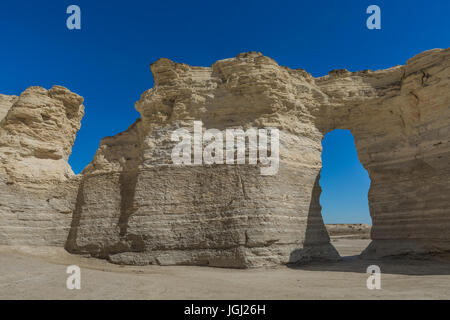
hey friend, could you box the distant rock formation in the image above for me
[326,224,371,239]
[1,48,449,267]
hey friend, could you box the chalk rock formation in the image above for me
[67,49,449,267]
[0,86,84,245]
[0,94,17,121]
[318,49,450,258]
[1,48,449,267]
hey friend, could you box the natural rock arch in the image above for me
[0,48,449,268]
[318,129,372,229]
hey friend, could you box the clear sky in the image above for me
[320,130,371,224]
[1,1,448,223]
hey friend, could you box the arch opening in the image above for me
[319,129,372,257]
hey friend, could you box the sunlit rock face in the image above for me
[0,86,84,245]
[66,53,337,267]
[316,49,450,258]
[1,48,449,267]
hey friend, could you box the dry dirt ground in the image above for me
[0,239,449,300]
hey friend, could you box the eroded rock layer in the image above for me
[318,49,450,257]
[1,49,449,267]
[0,86,84,245]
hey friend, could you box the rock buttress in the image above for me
[2,49,448,266]
[68,52,340,267]
[0,86,84,246]
[69,49,450,267]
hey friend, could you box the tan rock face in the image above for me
[1,49,449,267]
[317,49,450,257]
[0,86,84,245]
[0,94,18,122]
[0,86,84,187]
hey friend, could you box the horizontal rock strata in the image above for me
[0,86,84,245]
[1,48,449,267]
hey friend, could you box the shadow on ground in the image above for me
[287,254,450,276]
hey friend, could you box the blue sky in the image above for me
[1,1,449,223]
[320,130,371,224]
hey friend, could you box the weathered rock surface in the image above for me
[318,49,450,258]
[0,94,17,122]
[0,86,84,245]
[1,48,449,267]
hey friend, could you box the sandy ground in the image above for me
[0,239,449,300]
